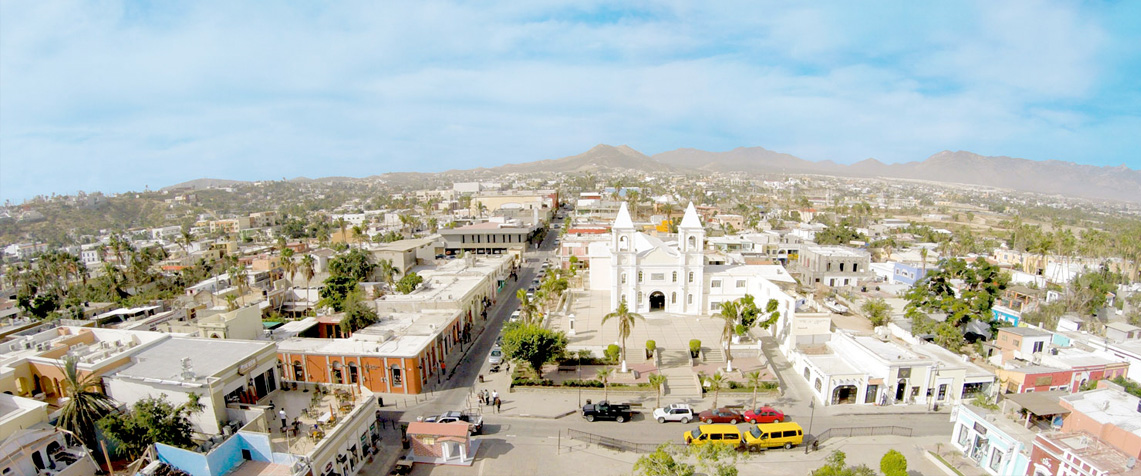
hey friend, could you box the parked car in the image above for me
[652,403,695,424]
[423,411,484,435]
[744,406,786,424]
[698,408,744,424]
[488,347,504,365]
[509,310,521,322]
[743,422,804,450]
[683,424,742,448]
[582,401,635,422]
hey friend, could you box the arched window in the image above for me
[348,363,359,384]
[637,292,643,303]
[621,273,627,284]
[672,271,678,282]
[638,271,643,282]
[671,292,677,304]
[331,362,343,384]
[688,236,696,249]
[687,294,693,304]
[619,236,629,251]
[293,360,304,381]
[688,272,694,283]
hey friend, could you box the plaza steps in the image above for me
[704,346,725,364]
[659,350,701,398]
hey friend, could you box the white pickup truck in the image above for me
[423,411,483,435]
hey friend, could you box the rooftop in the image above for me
[852,335,925,362]
[1037,431,1138,474]
[277,310,459,358]
[107,337,274,383]
[960,404,1038,447]
[1000,326,1054,338]
[1062,387,1141,437]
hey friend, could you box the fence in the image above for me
[810,425,913,445]
[566,429,676,454]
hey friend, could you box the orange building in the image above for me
[276,309,465,395]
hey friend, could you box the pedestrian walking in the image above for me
[278,409,287,430]
[492,390,498,402]
[494,397,501,414]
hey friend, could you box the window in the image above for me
[938,384,947,401]
[332,362,343,384]
[957,424,969,446]
[826,263,832,272]
[1013,339,1021,347]
[688,272,694,283]
[688,294,693,304]
[349,363,359,384]
[638,271,643,282]
[736,279,746,288]
[840,263,845,272]
[671,292,677,304]
[865,384,878,404]
[712,280,722,288]
[688,236,696,249]
[814,378,822,391]
[852,263,858,272]
[711,302,720,311]
[391,367,402,387]
[804,368,811,380]
[672,271,678,282]
[990,449,1004,470]
[638,292,643,303]
[1032,341,1044,353]
[621,273,627,284]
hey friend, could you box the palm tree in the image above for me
[648,373,667,409]
[596,367,614,401]
[55,355,117,451]
[705,372,727,410]
[229,265,248,306]
[300,254,316,291]
[378,259,397,287]
[920,247,929,274]
[516,289,540,325]
[713,300,740,372]
[745,370,763,411]
[602,298,643,373]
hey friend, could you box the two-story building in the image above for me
[792,245,872,288]
[993,327,1053,365]
[950,404,1034,476]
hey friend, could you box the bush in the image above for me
[511,378,554,387]
[604,344,621,363]
[645,340,656,352]
[562,379,604,388]
[689,339,702,356]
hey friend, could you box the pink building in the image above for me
[1058,383,1141,458]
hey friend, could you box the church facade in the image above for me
[588,202,796,318]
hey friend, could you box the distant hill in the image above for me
[161,178,246,191]
[160,144,1141,204]
[491,144,682,174]
[651,148,1141,203]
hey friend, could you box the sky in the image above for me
[2,1,1140,202]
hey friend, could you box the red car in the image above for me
[744,406,785,424]
[698,408,744,424]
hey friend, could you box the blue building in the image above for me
[950,404,1034,476]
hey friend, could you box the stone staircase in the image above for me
[659,350,701,398]
[704,346,725,364]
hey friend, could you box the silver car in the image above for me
[488,347,504,365]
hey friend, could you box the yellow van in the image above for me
[683,424,742,448]
[743,422,804,450]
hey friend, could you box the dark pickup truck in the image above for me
[582,401,635,423]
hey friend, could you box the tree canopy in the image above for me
[500,323,567,378]
[904,257,1009,326]
[99,394,203,458]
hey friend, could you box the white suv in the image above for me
[652,403,695,424]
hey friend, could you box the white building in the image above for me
[589,202,795,316]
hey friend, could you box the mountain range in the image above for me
[166,145,1141,203]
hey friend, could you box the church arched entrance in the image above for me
[649,292,666,311]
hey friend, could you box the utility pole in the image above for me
[805,399,817,454]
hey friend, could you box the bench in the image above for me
[557,365,577,373]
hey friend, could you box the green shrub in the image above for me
[604,344,621,363]
[562,379,604,388]
[511,377,554,387]
[689,339,702,356]
[645,340,656,352]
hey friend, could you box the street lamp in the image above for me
[805,399,816,454]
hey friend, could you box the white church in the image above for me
[588,202,796,317]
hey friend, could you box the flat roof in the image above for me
[1003,391,1070,416]
[853,335,924,362]
[276,310,460,358]
[1000,326,1053,338]
[107,337,273,381]
[803,352,863,377]
[1062,388,1141,437]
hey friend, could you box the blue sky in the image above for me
[2,1,1139,202]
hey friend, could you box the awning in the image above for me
[1003,390,1070,416]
